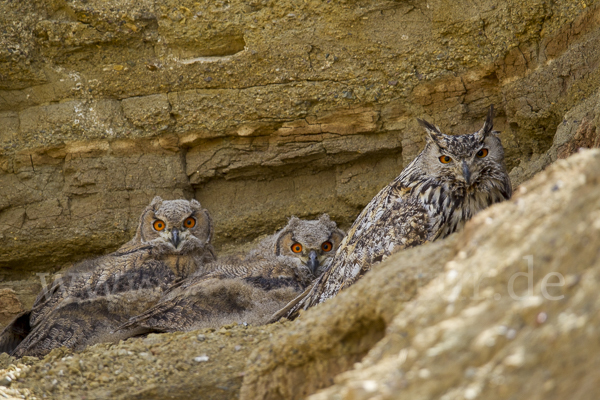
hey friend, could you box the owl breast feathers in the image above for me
[275,105,512,321]
[0,196,216,358]
[115,214,346,334]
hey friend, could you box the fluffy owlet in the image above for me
[275,105,512,321]
[0,196,215,358]
[116,214,345,334]
[245,214,347,277]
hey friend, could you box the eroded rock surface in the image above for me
[509,86,600,186]
[1,323,284,400]
[0,290,23,327]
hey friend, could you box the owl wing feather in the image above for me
[116,275,243,333]
[9,255,179,358]
[26,246,154,327]
[117,259,311,334]
[0,255,111,355]
[11,297,132,358]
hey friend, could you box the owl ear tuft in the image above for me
[318,213,336,230]
[418,118,445,145]
[318,213,331,223]
[149,196,163,209]
[189,198,202,209]
[287,216,301,228]
[476,104,495,140]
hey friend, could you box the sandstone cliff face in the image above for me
[1,323,286,399]
[2,0,599,282]
[2,0,600,398]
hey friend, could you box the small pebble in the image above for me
[361,380,378,392]
[464,386,480,399]
[193,355,209,363]
[197,334,206,342]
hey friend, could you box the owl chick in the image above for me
[116,214,345,334]
[246,214,346,276]
[275,105,512,321]
[0,196,215,358]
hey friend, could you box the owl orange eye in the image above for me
[153,220,166,231]
[477,148,489,158]
[291,243,303,253]
[184,217,196,229]
[439,155,452,164]
[321,241,333,252]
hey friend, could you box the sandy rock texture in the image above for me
[2,0,600,398]
[1,0,599,282]
[240,148,600,400]
[510,86,600,186]
[0,289,23,327]
[0,322,283,400]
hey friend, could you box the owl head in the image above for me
[274,214,346,276]
[415,105,511,197]
[133,196,214,256]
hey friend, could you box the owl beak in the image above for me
[171,228,181,248]
[307,250,319,275]
[462,161,471,186]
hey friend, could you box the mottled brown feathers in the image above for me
[116,261,305,334]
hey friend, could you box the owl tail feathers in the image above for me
[269,284,314,323]
[0,311,31,356]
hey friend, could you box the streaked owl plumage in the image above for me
[275,106,512,321]
[0,196,215,358]
[116,214,345,334]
